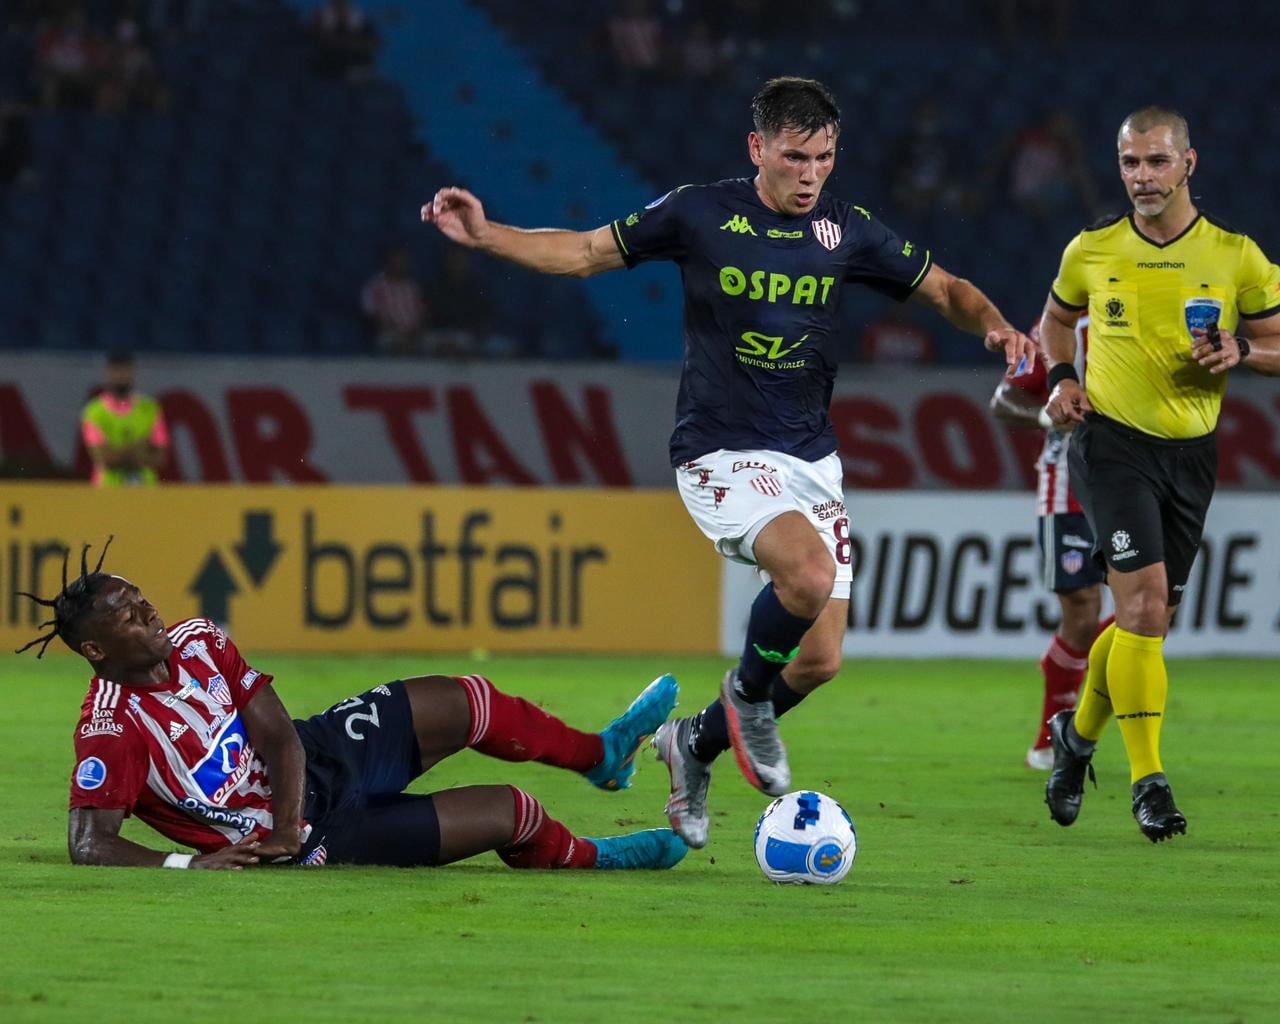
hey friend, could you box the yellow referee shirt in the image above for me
[1052,211,1280,438]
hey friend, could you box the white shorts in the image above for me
[676,449,852,597]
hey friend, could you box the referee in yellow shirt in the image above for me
[1039,106,1280,842]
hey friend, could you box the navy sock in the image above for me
[736,583,816,701]
[688,678,810,762]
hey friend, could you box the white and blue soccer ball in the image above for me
[753,790,857,885]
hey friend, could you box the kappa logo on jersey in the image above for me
[128,693,142,714]
[75,757,108,791]
[180,639,208,661]
[206,674,232,706]
[720,215,757,236]
[240,669,260,691]
[750,475,783,497]
[169,721,189,741]
[812,218,842,251]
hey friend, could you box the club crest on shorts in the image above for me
[750,475,783,497]
[812,218,841,251]
[1061,550,1084,575]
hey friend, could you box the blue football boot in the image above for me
[587,828,689,870]
[584,674,678,791]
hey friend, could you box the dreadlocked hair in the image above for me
[15,536,115,659]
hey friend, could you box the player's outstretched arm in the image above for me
[68,808,261,869]
[1041,295,1091,426]
[909,263,1034,370]
[241,683,307,860]
[421,186,625,278]
[1192,311,1280,376]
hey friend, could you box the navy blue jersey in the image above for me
[612,178,931,465]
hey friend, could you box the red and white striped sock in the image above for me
[497,787,597,870]
[455,675,603,772]
[1035,634,1089,747]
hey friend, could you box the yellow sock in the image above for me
[1072,622,1116,742]
[1106,628,1168,783]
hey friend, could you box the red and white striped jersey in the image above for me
[1009,316,1089,516]
[69,618,277,853]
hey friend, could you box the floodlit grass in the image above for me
[1,654,1276,1023]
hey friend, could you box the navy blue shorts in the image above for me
[1037,511,1105,594]
[292,681,441,867]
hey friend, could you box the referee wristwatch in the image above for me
[1236,335,1251,362]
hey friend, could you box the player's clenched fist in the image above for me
[420,186,489,248]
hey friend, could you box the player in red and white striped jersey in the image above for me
[991,318,1109,769]
[21,542,686,872]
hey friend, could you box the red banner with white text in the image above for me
[5,354,1280,489]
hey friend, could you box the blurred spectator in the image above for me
[889,99,969,218]
[861,307,937,364]
[607,0,664,75]
[680,20,727,79]
[307,0,381,82]
[32,6,108,111]
[0,100,37,188]
[361,244,431,355]
[981,109,1098,221]
[427,249,516,358]
[99,6,170,112]
[81,351,170,487]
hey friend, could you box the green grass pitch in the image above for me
[1,654,1277,1023]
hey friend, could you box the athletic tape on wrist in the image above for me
[163,853,194,869]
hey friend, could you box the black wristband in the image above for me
[1237,335,1251,362]
[1047,363,1080,390]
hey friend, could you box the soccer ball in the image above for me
[753,790,857,885]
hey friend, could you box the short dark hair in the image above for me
[751,77,841,141]
[1119,106,1190,152]
[15,538,114,658]
[106,349,134,368]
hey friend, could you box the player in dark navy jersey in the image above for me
[423,77,1033,847]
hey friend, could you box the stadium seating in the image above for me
[0,1,609,358]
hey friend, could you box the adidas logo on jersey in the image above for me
[169,721,189,741]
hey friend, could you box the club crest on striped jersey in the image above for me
[812,218,842,251]
[205,673,232,706]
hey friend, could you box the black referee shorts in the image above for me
[1067,412,1216,606]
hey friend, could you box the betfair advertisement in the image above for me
[0,485,721,656]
